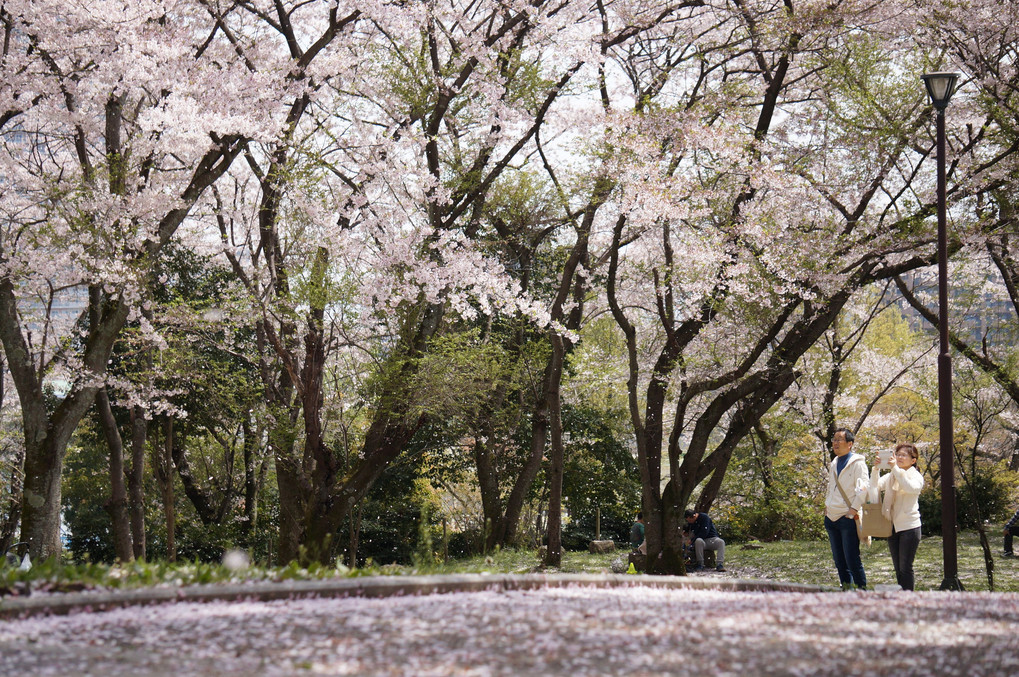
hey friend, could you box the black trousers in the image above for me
[1005,526,1019,554]
[888,527,921,591]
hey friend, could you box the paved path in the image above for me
[2,575,1019,675]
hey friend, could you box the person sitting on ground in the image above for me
[1004,506,1019,558]
[684,509,725,572]
[630,511,646,554]
[680,528,695,565]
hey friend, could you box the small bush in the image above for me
[920,464,1019,536]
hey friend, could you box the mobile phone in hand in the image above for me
[876,448,893,470]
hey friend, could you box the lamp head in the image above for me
[922,72,961,111]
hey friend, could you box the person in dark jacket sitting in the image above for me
[684,509,725,572]
[630,512,646,554]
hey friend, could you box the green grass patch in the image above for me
[3,532,1016,594]
[735,531,1018,591]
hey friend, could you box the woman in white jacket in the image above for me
[875,443,925,591]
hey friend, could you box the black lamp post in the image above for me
[922,71,963,591]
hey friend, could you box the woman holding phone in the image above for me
[875,443,925,590]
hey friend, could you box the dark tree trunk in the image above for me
[274,447,305,565]
[129,406,147,560]
[495,368,550,548]
[346,503,363,568]
[494,187,598,551]
[0,121,242,561]
[242,416,260,539]
[543,335,566,568]
[153,418,177,563]
[303,408,427,564]
[473,435,503,550]
[96,388,134,562]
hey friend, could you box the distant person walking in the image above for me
[824,427,869,590]
[684,509,725,572]
[875,443,925,590]
[1004,506,1019,558]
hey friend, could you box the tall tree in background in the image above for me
[213,0,683,563]
[597,0,1019,573]
[0,1,285,559]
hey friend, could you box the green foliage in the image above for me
[920,463,1019,535]
[339,456,428,567]
[408,329,518,422]
[560,405,642,550]
[0,553,354,593]
[62,439,119,564]
[715,494,826,543]
[716,416,826,542]
[412,499,437,570]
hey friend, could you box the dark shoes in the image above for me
[1003,552,1015,558]
[691,563,725,572]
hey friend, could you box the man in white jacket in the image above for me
[824,427,869,590]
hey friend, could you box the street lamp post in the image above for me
[922,71,963,591]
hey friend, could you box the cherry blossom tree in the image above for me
[0,0,287,560]
[592,0,1019,573]
[207,0,705,564]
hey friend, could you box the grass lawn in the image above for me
[729,531,1018,591]
[432,530,1019,592]
[4,531,1018,594]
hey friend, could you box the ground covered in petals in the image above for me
[2,586,1019,676]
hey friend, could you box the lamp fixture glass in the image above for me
[922,72,961,110]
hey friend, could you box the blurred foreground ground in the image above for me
[2,584,1018,676]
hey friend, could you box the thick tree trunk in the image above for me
[7,298,130,559]
[659,480,686,574]
[346,503,363,568]
[20,435,66,561]
[0,124,240,561]
[473,436,503,550]
[303,412,425,564]
[274,448,305,565]
[96,388,134,562]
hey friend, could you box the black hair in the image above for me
[833,427,855,443]
[637,511,643,520]
[684,509,696,519]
